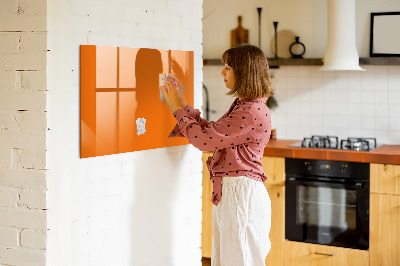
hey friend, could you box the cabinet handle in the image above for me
[314,252,335,257]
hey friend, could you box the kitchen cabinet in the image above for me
[201,154,286,266]
[370,163,400,195]
[370,163,400,266]
[284,241,369,266]
[261,156,285,266]
[201,152,213,258]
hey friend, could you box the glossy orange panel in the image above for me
[96,92,117,155]
[119,47,139,88]
[96,46,118,88]
[80,45,194,158]
[118,91,137,153]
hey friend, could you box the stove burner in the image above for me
[301,135,339,149]
[295,136,378,151]
[340,137,377,151]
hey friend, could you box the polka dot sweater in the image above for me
[169,97,272,206]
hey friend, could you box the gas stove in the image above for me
[289,135,381,151]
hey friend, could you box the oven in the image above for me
[285,158,370,250]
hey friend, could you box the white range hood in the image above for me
[320,0,365,71]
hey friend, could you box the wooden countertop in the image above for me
[264,139,400,165]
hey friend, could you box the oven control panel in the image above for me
[286,158,369,180]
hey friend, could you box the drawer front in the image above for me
[370,163,400,195]
[284,241,369,266]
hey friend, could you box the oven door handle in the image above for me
[287,177,364,189]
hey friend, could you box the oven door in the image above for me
[285,177,369,250]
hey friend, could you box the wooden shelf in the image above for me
[203,58,323,67]
[268,58,322,67]
[203,57,400,67]
[359,57,400,65]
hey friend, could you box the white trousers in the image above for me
[212,176,271,266]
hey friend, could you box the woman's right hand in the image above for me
[168,75,187,108]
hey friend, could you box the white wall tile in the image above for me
[388,91,400,104]
[206,65,400,144]
[375,104,389,117]
[389,104,400,117]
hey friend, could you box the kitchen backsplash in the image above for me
[203,65,400,144]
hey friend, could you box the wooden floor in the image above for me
[202,257,211,266]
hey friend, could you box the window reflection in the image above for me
[80,45,194,158]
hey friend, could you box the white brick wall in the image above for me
[0,0,48,265]
[46,1,203,266]
[2,0,203,264]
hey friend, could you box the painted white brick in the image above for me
[0,208,46,230]
[0,227,19,247]
[0,149,12,169]
[87,211,109,234]
[0,247,45,266]
[0,187,19,208]
[0,32,20,54]
[17,70,47,91]
[166,0,191,15]
[0,32,46,71]
[0,71,16,90]
[0,90,46,111]
[131,0,167,11]
[0,169,47,189]
[0,0,18,14]
[0,12,46,32]
[1,110,46,130]
[20,229,46,250]
[19,189,46,209]
[190,159,203,174]
[19,0,47,15]
[0,129,46,150]
[181,16,202,30]
[72,218,88,237]
[105,178,123,196]
[20,149,46,170]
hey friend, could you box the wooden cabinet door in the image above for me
[264,184,284,266]
[370,163,400,195]
[370,193,400,266]
[262,156,285,186]
[201,152,213,258]
[284,241,369,266]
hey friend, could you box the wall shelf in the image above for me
[203,57,400,67]
[359,57,400,65]
[203,58,323,67]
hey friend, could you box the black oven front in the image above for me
[285,158,369,250]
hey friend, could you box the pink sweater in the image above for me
[169,97,271,205]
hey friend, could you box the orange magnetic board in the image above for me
[80,45,194,158]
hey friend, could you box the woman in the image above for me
[162,44,273,266]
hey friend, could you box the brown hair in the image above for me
[221,44,273,99]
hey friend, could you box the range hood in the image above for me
[320,0,365,71]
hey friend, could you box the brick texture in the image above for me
[21,229,47,250]
[0,0,47,264]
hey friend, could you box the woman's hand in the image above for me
[161,78,185,113]
[167,75,187,107]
